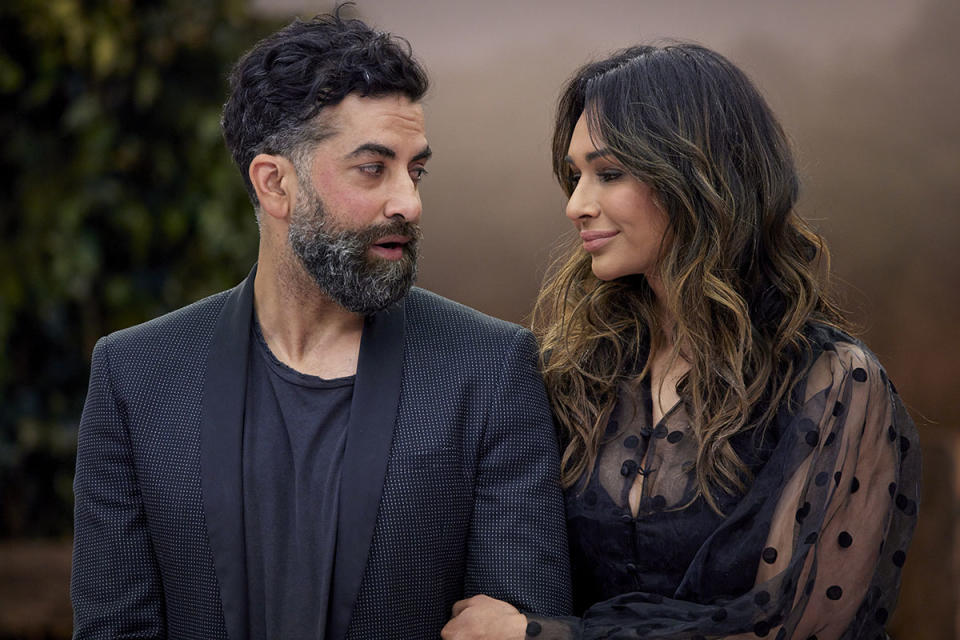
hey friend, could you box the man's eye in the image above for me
[359,164,384,177]
[410,167,429,183]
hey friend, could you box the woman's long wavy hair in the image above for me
[533,43,848,514]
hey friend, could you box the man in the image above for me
[71,12,570,640]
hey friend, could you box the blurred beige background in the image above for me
[255,0,959,637]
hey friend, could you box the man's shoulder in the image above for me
[404,287,526,340]
[102,286,234,352]
[398,289,543,388]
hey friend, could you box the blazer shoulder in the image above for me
[401,288,539,378]
[95,287,235,375]
[107,288,232,345]
[405,287,528,341]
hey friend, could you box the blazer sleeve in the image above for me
[462,327,572,616]
[71,336,167,639]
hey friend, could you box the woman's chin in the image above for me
[590,262,626,282]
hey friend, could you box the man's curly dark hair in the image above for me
[221,8,429,206]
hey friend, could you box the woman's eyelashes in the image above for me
[568,169,624,188]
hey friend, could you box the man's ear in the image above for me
[249,153,297,221]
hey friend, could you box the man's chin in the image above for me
[325,264,418,315]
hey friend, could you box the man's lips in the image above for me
[580,229,618,252]
[373,234,411,248]
[369,235,411,260]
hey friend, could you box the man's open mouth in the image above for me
[373,236,410,251]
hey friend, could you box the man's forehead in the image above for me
[324,93,425,135]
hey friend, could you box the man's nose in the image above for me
[385,177,422,224]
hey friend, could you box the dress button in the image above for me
[626,562,637,573]
[620,514,633,524]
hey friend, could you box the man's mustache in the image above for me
[358,220,423,249]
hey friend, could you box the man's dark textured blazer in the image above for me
[71,268,571,639]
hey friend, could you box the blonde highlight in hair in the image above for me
[534,43,847,514]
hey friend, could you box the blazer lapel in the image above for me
[328,298,406,639]
[200,266,256,640]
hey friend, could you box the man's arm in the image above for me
[72,336,166,639]
[463,327,572,616]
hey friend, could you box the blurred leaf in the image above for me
[63,93,100,129]
[0,52,24,93]
[91,30,119,77]
[0,0,280,537]
[134,68,160,107]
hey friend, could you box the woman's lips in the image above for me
[580,230,619,252]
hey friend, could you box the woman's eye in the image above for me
[359,164,384,177]
[569,173,581,186]
[410,167,429,183]
[598,171,623,183]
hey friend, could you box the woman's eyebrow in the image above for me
[564,149,611,165]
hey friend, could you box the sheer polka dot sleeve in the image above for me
[522,334,920,640]
[748,341,919,639]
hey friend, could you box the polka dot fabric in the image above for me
[524,325,920,639]
[72,291,231,638]
[72,282,572,638]
[346,289,571,638]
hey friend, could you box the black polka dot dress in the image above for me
[525,325,920,639]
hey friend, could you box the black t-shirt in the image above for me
[242,318,353,640]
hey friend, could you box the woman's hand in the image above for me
[441,594,528,640]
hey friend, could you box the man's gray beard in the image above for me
[288,195,421,315]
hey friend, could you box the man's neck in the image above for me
[253,248,364,379]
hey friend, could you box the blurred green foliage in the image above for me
[0,0,280,537]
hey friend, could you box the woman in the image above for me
[443,43,920,640]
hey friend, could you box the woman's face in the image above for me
[564,113,669,283]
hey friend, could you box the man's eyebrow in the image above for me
[412,145,432,162]
[345,143,432,162]
[346,143,396,159]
